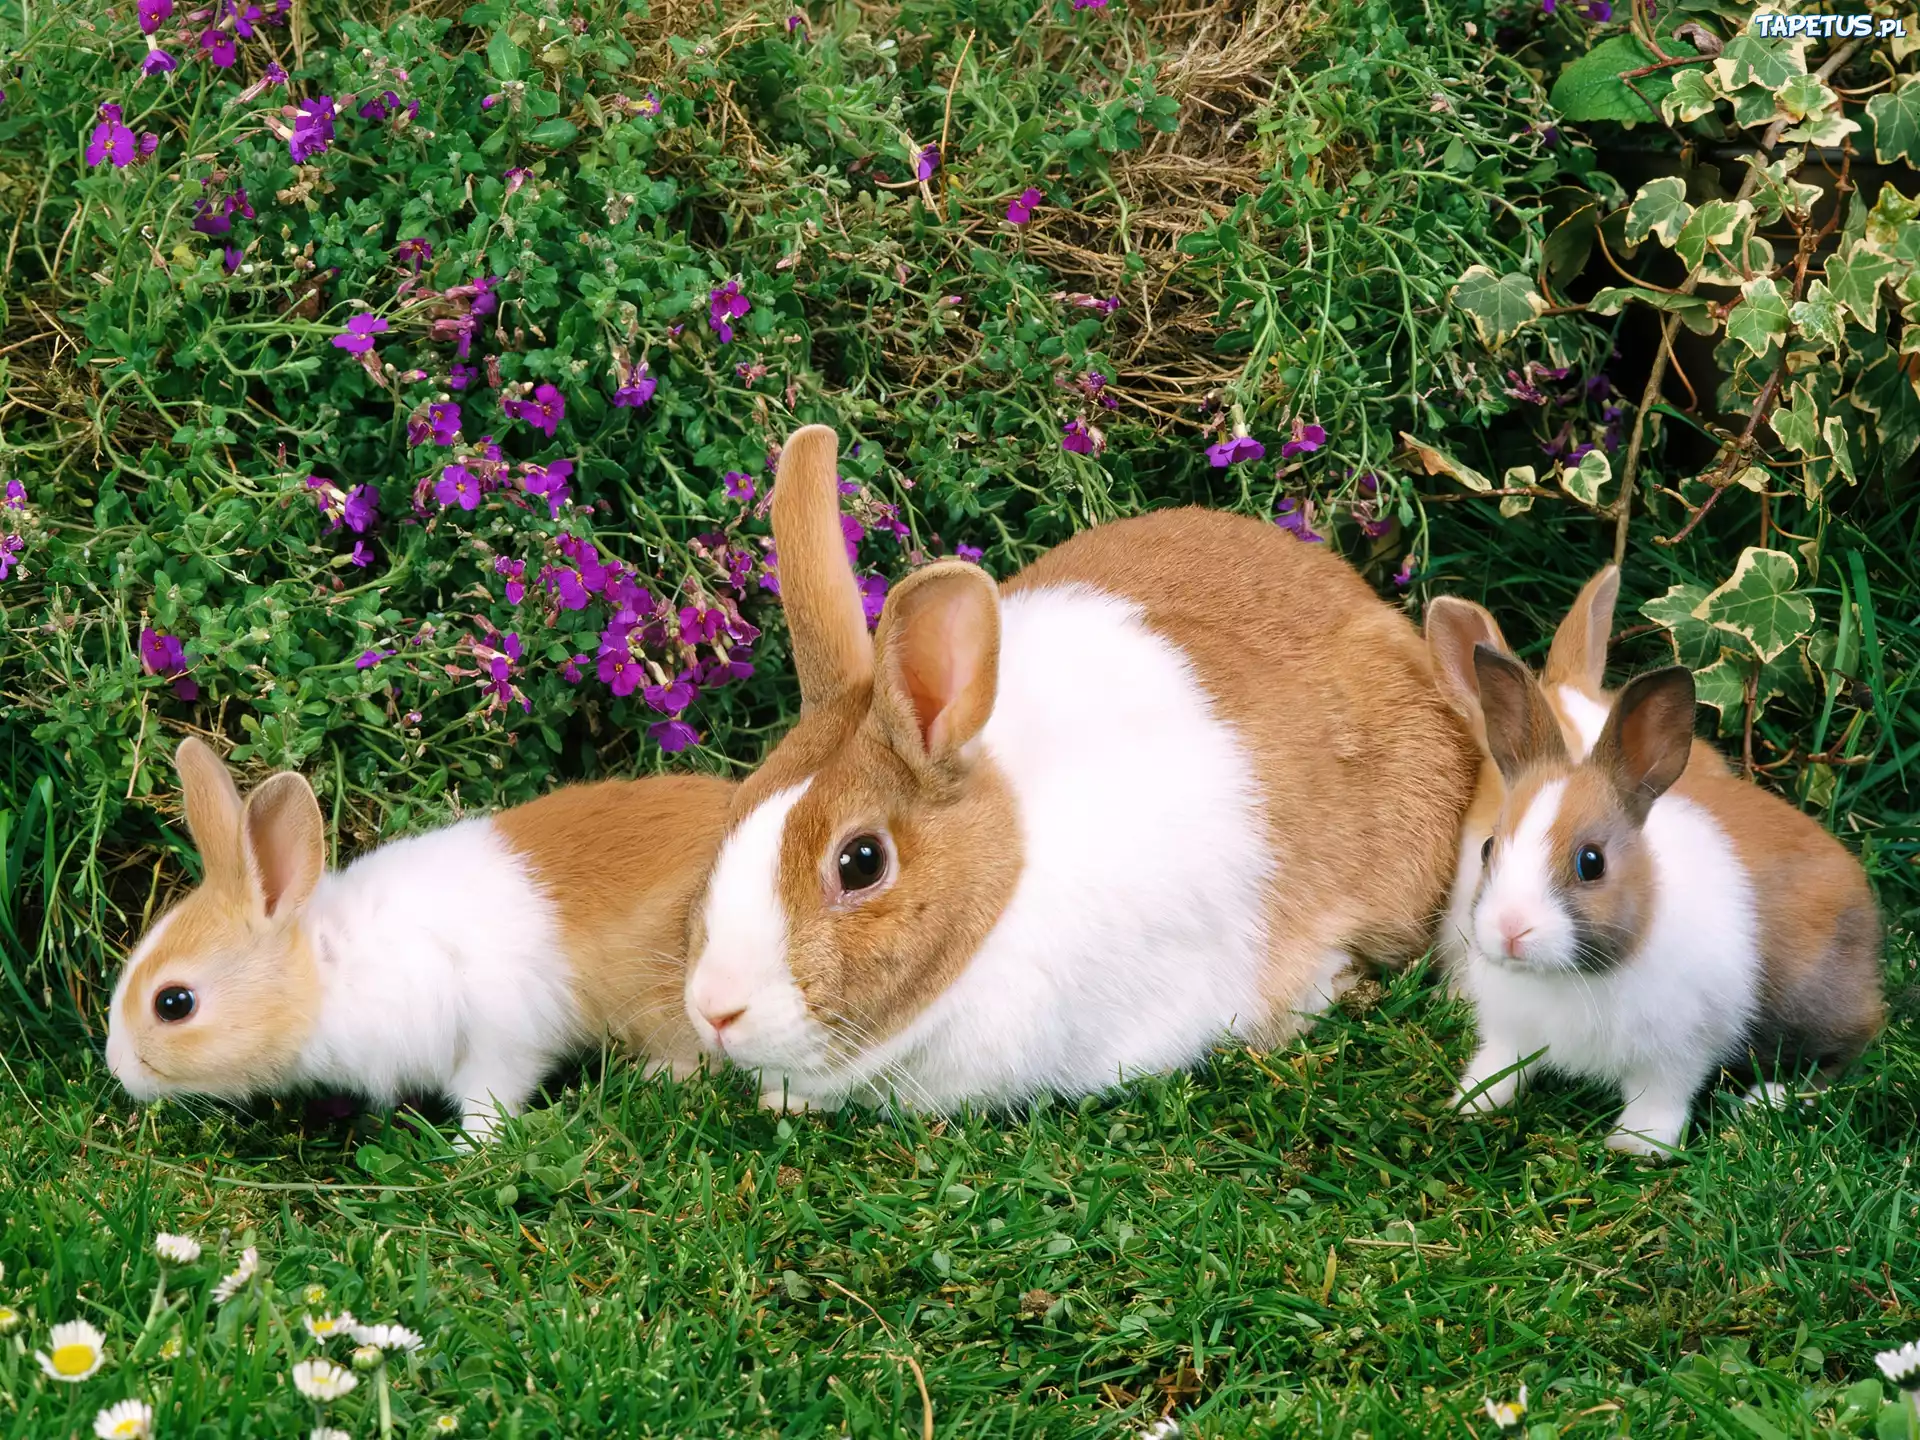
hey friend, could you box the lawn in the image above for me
[5,0,1920,1434]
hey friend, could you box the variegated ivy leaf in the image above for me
[1714,34,1812,127]
[1674,198,1751,271]
[1448,266,1550,348]
[1725,276,1790,356]
[1746,151,1822,224]
[1864,184,1920,251]
[1398,432,1491,491]
[1587,285,1721,334]
[1691,652,1803,731]
[1692,546,1816,664]
[1789,280,1845,350]
[1662,68,1720,124]
[1781,110,1861,147]
[1775,74,1836,122]
[1732,465,1771,493]
[1867,74,1920,166]
[1772,382,1820,456]
[1698,234,1776,289]
[1626,176,1692,246]
[1641,583,1722,669]
[1823,414,1858,485]
[1825,245,1903,330]
[1499,466,1536,517]
[1561,449,1612,507]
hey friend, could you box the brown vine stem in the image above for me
[1609,37,1863,567]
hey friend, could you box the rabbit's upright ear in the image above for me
[871,560,1002,781]
[1425,596,1509,746]
[174,738,246,890]
[240,772,326,921]
[1474,645,1569,785]
[1592,667,1696,823]
[1544,565,1620,694]
[770,425,873,710]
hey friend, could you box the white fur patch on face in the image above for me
[1474,779,1580,971]
[684,782,826,1072]
[1554,685,1609,759]
[105,914,172,1101]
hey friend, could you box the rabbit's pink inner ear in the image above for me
[1425,597,1507,714]
[875,561,1001,766]
[1473,644,1567,784]
[1592,666,1696,822]
[1544,564,1620,693]
[240,772,326,920]
[769,424,873,708]
[174,737,246,888]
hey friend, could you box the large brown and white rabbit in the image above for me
[1424,567,1729,980]
[680,424,1481,1112]
[1455,649,1884,1154]
[106,738,733,1140]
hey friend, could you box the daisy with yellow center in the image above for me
[350,1321,424,1354]
[0,1304,20,1334]
[303,1285,328,1307]
[153,1233,201,1265]
[210,1247,258,1304]
[433,1416,459,1435]
[37,1319,108,1382]
[1483,1384,1528,1431]
[93,1399,154,1439]
[291,1358,359,1402]
[156,1334,183,1361]
[304,1310,357,1341]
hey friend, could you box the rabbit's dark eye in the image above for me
[1480,836,1494,867]
[836,834,888,892]
[1574,846,1606,883]
[153,985,196,1023]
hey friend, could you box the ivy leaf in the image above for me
[1674,198,1750,271]
[1543,205,1600,291]
[1864,183,1920,252]
[1746,151,1823,223]
[1693,648,1809,732]
[1626,177,1693,246]
[1715,35,1810,126]
[1823,414,1858,485]
[1663,68,1720,124]
[1698,234,1775,289]
[1500,466,1536,517]
[1782,110,1861,147]
[1772,382,1820,456]
[1775,74,1836,122]
[1826,246,1903,330]
[1449,266,1549,347]
[1852,344,1920,470]
[1398,433,1491,491]
[1587,286,1719,333]
[1725,276,1789,356]
[1692,547,1816,663]
[1867,75,1920,165]
[1550,36,1668,123]
[1788,280,1845,349]
[1560,448,1613,507]
[1642,582,1722,669]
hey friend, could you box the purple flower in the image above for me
[1007,187,1044,224]
[0,534,24,581]
[546,567,590,610]
[1579,0,1612,17]
[708,280,752,343]
[435,464,480,510]
[86,104,136,169]
[4,479,26,508]
[840,511,866,564]
[1206,435,1265,467]
[786,13,806,31]
[495,557,527,604]
[264,61,288,84]
[1274,497,1325,544]
[349,540,373,567]
[289,95,336,163]
[524,458,574,518]
[955,542,983,563]
[191,180,254,236]
[341,483,378,534]
[355,648,395,670]
[225,0,263,37]
[649,719,700,753]
[222,244,243,272]
[599,649,644,696]
[395,237,433,268]
[503,383,566,437]
[143,49,179,77]
[448,363,479,391]
[1071,0,1109,8]
[139,627,199,701]
[915,144,940,181]
[1280,420,1327,459]
[359,90,400,120]
[614,362,657,408]
[643,671,697,715]
[427,401,461,445]
[562,653,590,683]
[504,167,533,197]
[1392,556,1415,588]
[331,314,388,354]
[723,470,755,503]
[139,0,173,32]
[199,29,236,67]
[858,572,888,627]
[636,91,662,118]
[1062,419,1102,455]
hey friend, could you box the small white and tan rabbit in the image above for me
[680,424,1481,1113]
[1454,646,1884,1155]
[106,738,734,1140]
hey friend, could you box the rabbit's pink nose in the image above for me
[704,1005,747,1038]
[1499,919,1534,958]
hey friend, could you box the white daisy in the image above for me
[303,1285,328,1307]
[1878,1339,1920,1388]
[303,1311,357,1341]
[93,1399,154,1439]
[1484,1384,1528,1431]
[0,1304,20,1334]
[210,1247,258,1304]
[153,1233,201,1265]
[37,1319,108,1382]
[156,1334,183,1361]
[349,1322,423,1354]
[291,1358,359,1402]
[432,1417,458,1435]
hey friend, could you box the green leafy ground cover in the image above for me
[2,0,1918,1434]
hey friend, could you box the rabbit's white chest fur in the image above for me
[847,584,1277,1108]
[295,817,584,1133]
[1461,790,1761,1111]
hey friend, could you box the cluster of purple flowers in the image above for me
[0,479,26,581]
[503,383,567,438]
[139,626,199,701]
[306,474,379,567]
[1007,187,1045,225]
[709,281,752,343]
[1520,370,1627,462]
[614,361,658,408]
[407,401,462,449]
[84,104,160,169]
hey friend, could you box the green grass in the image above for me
[3,939,1917,1439]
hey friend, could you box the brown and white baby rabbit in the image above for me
[681,424,1480,1113]
[1425,567,1728,982]
[1455,649,1884,1154]
[106,738,734,1140]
